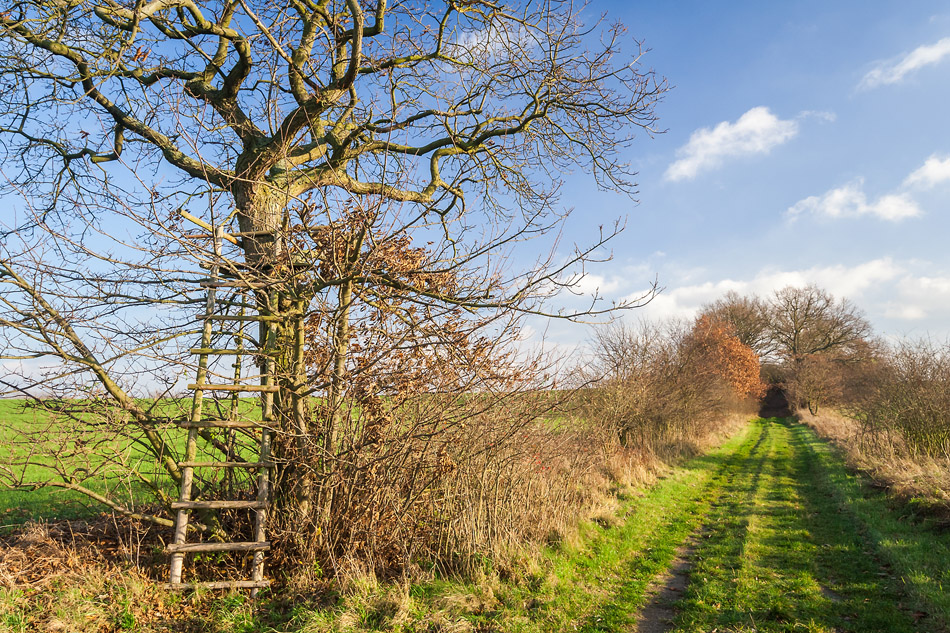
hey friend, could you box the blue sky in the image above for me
[542,1,950,345]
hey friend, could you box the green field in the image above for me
[0,398,263,528]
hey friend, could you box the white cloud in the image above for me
[798,110,837,123]
[881,274,950,323]
[787,179,922,222]
[884,304,927,320]
[452,25,536,61]
[904,155,950,189]
[572,273,624,297]
[664,107,798,181]
[860,37,950,89]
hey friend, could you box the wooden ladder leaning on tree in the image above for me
[167,221,282,593]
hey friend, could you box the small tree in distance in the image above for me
[699,290,774,358]
[769,284,871,362]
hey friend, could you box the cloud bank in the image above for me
[629,258,905,324]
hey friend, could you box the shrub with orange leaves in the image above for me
[687,315,766,400]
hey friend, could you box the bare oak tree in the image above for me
[0,1,665,572]
[769,285,871,361]
[699,290,773,358]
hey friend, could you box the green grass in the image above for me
[0,397,264,527]
[673,418,927,632]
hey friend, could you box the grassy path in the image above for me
[432,418,950,633]
[670,418,931,632]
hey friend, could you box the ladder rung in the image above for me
[189,348,280,356]
[179,461,274,469]
[217,302,256,309]
[166,580,271,590]
[166,541,270,553]
[230,229,279,236]
[171,500,267,510]
[175,420,265,429]
[200,281,271,289]
[205,315,284,322]
[189,383,280,393]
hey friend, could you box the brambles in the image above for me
[851,340,950,459]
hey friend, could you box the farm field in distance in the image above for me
[0,397,261,528]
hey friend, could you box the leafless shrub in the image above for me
[849,340,950,460]
[581,318,761,456]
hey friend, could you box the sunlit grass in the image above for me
[0,397,265,528]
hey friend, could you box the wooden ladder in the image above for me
[168,225,279,592]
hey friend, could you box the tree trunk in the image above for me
[233,184,287,266]
[233,186,316,545]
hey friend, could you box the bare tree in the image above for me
[699,290,773,357]
[769,285,871,361]
[0,1,665,572]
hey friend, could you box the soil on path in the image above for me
[634,543,692,633]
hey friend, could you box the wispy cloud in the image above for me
[904,154,950,189]
[859,37,950,89]
[797,110,837,123]
[664,106,798,181]
[787,180,921,222]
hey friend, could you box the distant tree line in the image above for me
[596,283,950,462]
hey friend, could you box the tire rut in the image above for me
[648,419,930,633]
[632,420,773,633]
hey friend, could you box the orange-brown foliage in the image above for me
[689,315,766,399]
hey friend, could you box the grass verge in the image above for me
[796,420,950,630]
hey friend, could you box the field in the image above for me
[0,399,103,525]
[2,415,950,632]
[0,398,262,529]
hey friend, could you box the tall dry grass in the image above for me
[800,408,950,518]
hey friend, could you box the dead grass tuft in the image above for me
[799,409,950,519]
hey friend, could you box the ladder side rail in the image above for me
[226,295,247,497]
[169,225,223,585]
[252,428,272,589]
[252,301,279,595]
